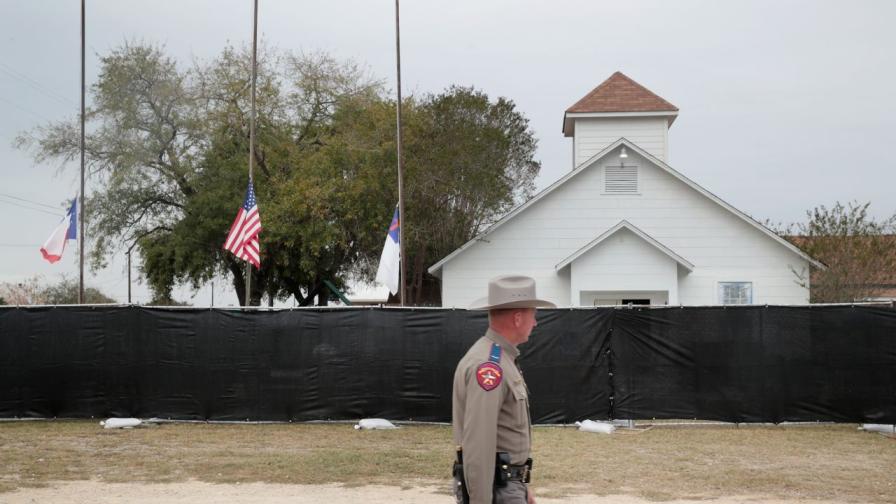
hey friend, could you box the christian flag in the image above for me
[375,206,400,295]
[40,198,77,264]
[224,181,262,268]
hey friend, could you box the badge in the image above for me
[476,362,503,391]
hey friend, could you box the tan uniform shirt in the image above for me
[452,328,532,504]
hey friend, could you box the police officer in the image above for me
[452,275,556,504]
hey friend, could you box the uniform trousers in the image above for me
[494,481,528,503]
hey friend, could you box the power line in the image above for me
[0,199,64,217]
[0,193,64,210]
[0,95,55,123]
[0,62,77,108]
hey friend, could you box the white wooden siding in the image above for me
[574,117,668,167]
[568,227,679,304]
[439,146,810,307]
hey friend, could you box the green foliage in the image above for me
[18,42,541,306]
[774,201,896,303]
[147,294,191,306]
[400,86,540,303]
[41,276,116,304]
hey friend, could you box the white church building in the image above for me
[428,72,823,307]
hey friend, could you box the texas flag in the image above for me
[40,198,77,264]
[375,206,400,295]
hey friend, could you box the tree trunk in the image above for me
[249,268,265,306]
[229,262,246,306]
[414,252,426,304]
[299,282,321,307]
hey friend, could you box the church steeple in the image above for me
[564,72,678,166]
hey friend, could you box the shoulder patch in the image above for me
[476,362,503,391]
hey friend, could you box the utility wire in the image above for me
[0,199,65,217]
[0,62,76,108]
[0,192,63,210]
[0,95,55,123]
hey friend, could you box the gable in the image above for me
[556,220,694,272]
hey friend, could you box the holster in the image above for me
[453,449,470,504]
[453,450,532,504]
[493,452,512,487]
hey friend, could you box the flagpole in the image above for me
[78,0,85,304]
[245,0,258,307]
[394,0,406,306]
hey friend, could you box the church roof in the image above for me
[428,138,826,276]
[566,71,678,114]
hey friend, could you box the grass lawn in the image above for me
[0,420,893,502]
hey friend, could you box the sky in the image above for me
[1,0,894,306]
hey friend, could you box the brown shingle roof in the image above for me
[566,71,678,114]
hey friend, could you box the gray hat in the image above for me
[469,275,557,310]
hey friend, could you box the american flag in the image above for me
[224,181,262,268]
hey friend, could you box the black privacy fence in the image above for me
[0,305,894,423]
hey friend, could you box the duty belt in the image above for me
[453,449,533,496]
[499,462,530,483]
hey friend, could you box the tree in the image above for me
[304,86,543,305]
[41,276,116,304]
[774,201,896,303]
[18,43,542,307]
[18,43,385,306]
[16,43,203,275]
[137,47,388,306]
[0,276,46,305]
[397,86,541,304]
[0,276,115,305]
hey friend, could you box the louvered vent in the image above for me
[605,165,638,193]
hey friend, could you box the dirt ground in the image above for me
[1,421,893,503]
[0,480,862,504]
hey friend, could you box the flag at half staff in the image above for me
[40,198,77,264]
[224,180,262,269]
[375,206,400,295]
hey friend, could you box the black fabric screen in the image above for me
[1,305,893,423]
[611,306,896,423]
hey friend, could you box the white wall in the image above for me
[574,117,668,167]
[568,227,679,304]
[438,146,810,307]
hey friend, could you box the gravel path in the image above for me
[0,480,846,504]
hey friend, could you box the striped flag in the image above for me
[224,181,262,268]
[39,197,77,264]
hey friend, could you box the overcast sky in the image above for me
[1,0,894,305]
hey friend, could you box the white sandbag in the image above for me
[575,419,615,434]
[353,418,398,430]
[860,424,895,434]
[100,417,142,429]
